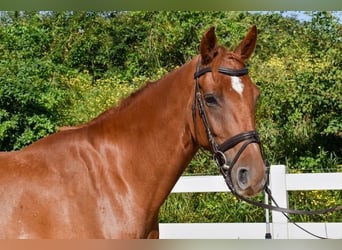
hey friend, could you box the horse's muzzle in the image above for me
[232,165,267,197]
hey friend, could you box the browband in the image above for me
[194,66,248,79]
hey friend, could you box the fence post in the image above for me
[269,165,288,239]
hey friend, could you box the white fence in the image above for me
[159,165,342,239]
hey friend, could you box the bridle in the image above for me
[192,58,267,193]
[192,58,342,238]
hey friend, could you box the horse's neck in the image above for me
[95,58,198,208]
[113,60,197,165]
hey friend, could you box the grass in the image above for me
[159,186,342,223]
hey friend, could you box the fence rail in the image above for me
[159,165,342,239]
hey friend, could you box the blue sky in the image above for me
[263,11,342,23]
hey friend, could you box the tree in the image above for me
[252,11,341,171]
[0,12,69,150]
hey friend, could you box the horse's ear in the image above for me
[200,26,218,65]
[234,25,257,61]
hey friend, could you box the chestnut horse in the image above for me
[0,25,267,238]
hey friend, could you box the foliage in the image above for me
[0,14,69,149]
[252,11,341,172]
[60,72,145,125]
[0,11,341,224]
[159,192,265,223]
[288,190,342,222]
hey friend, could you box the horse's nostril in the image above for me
[237,168,249,189]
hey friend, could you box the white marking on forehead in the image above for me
[231,76,244,95]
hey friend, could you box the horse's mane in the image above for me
[81,80,159,127]
[116,80,156,110]
[59,63,187,131]
[108,64,186,113]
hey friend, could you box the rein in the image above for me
[192,58,342,227]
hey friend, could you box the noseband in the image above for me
[192,59,267,192]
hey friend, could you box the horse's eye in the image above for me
[204,94,218,107]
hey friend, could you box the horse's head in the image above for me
[192,25,267,197]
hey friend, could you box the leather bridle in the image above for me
[192,58,342,221]
[192,59,267,193]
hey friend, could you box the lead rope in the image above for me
[265,187,330,239]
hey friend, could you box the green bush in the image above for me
[0,58,67,150]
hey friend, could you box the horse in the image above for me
[0,25,267,238]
